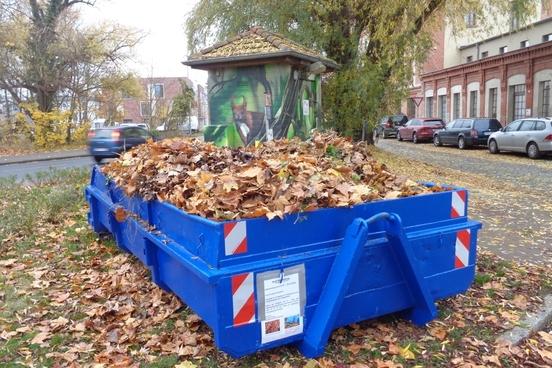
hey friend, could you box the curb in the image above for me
[497,294,552,346]
[0,153,91,166]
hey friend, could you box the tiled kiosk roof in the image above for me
[183,26,339,70]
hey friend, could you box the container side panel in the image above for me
[149,202,222,267]
[221,191,459,266]
[155,249,219,328]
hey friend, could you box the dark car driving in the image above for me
[375,114,409,139]
[88,126,153,163]
[433,118,502,149]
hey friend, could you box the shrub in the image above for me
[16,103,71,148]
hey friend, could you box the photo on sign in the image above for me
[264,319,281,334]
[284,315,300,328]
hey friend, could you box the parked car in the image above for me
[433,118,502,149]
[397,118,445,143]
[487,117,552,159]
[375,114,409,139]
[120,122,150,130]
[157,117,199,132]
[87,126,154,163]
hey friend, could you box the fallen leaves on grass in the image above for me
[102,132,444,220]
[2,155,552,367]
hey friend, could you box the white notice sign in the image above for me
[260,273,304,343]
[302,100,309,115]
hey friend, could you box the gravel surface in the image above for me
[376,139,552,266]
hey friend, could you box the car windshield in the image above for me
[390,116,404,122]
[93,129,114,138]
[423,120,443,127]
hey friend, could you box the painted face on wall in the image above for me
[231,96,264,145]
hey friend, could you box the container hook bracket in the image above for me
[298,212,437,358]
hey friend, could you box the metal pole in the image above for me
[264,93,273,141]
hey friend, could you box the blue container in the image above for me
[85,166,481,358]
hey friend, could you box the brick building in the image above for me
[403,1,552,125]
[122,77,194,126]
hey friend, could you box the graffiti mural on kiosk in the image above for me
[204,64,319,147]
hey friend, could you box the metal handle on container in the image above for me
[298,212,437,358]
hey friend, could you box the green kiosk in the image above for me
[183,26,338,147]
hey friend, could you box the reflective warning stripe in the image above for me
[451,190,466,218]
[454,229,471,268]
[224,221,247,256]
[231,273,255,326]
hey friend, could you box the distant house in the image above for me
[121,77,196,127]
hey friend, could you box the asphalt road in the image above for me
[0,156,95,180]
[377,139,552,266]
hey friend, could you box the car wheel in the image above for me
[527,142,540,159]
[433,135,442,146]
[458,137,466,150]
[94,156,102,164]
[488,139,499,154]
[397,133,403,141]
[382,131,388,139]
[412,133,418,144]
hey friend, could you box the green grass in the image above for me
[0,167,91,365]
[0,167,89,240]
[141,355,179,368]
[474,273,492,286]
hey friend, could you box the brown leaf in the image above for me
[0,258,17,267]
[30,332,51,344]
[537,348,552,362]
[388,342,400,355]
[114,207,127,223]
[429,326,447,340]
[537,331,552,345]
[237,166,262,178]
[345,343,363,355]
[511,295,527,309]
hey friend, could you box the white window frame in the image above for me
[148,83,165,99]
[465,11,477,28]
[140,101,151,117]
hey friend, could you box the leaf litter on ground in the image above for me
[1,149,552,367]
[102,131,444,220]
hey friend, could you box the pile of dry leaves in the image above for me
[102,132,443,220]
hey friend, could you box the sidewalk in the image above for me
[0,149,90,166]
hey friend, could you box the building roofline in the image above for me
[421,40,552,79]
[458,16,552,50]
[184,26,339,71]
[182,50,340,70]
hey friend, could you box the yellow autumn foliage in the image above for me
[72,122,91,144]
[15,103,89,147]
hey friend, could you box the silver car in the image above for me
[488,117,552,159]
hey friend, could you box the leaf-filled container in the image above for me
[86,166,481,358]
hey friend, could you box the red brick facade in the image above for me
[122,77,193,124]
[408,42,552,124]
[404,10,552,124]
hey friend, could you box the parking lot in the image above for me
[375,138,552,266]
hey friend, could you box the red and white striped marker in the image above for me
[451,190,466,218]
[224,221,247,256]
[231,272,255,326]
[454,229,471,268]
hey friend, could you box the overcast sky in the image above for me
[80,0,207,86]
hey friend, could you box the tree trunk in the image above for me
[36,88,55,112]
